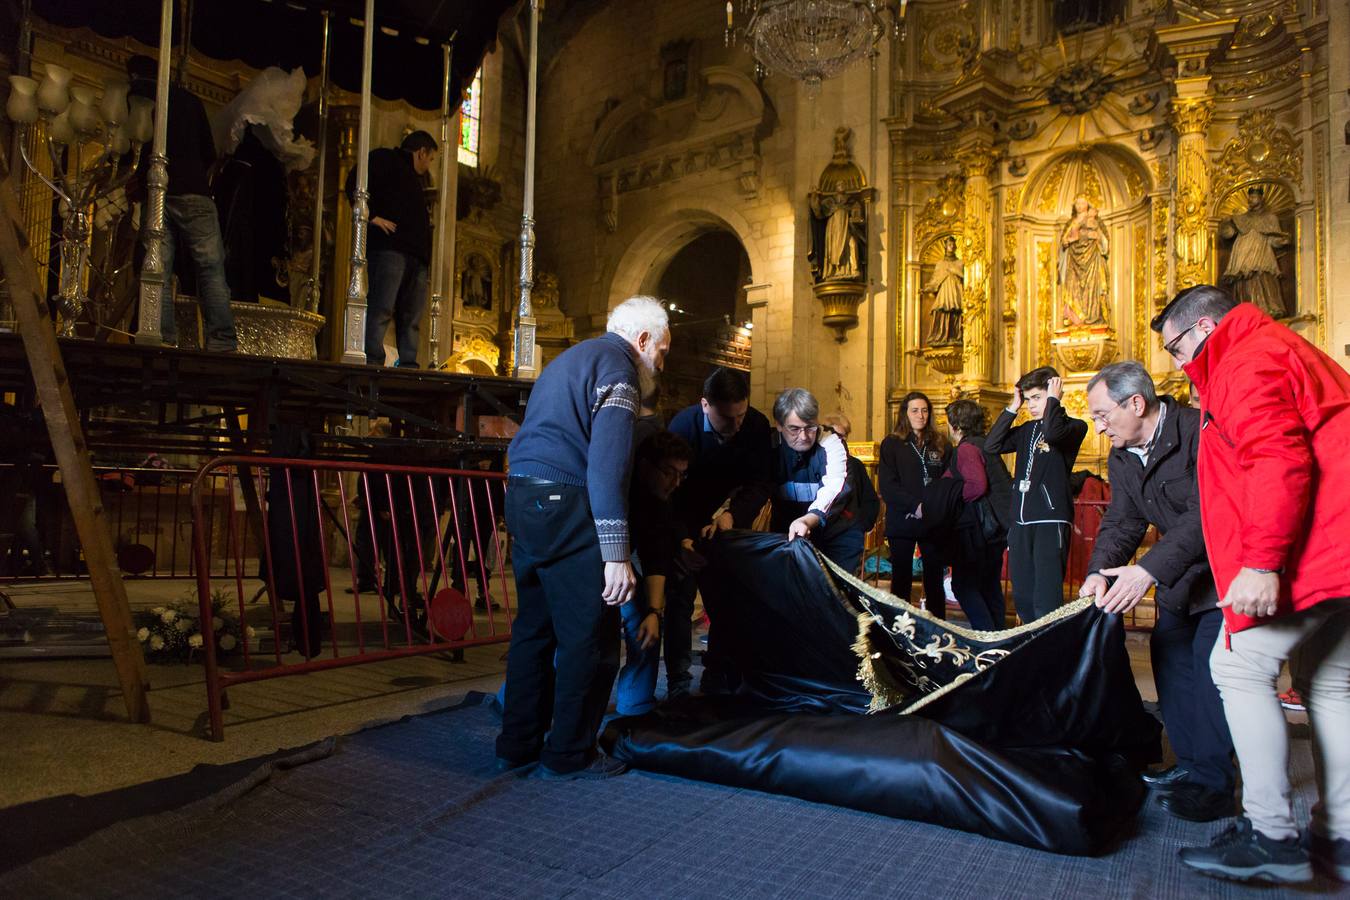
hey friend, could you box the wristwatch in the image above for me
[650,607,665,620]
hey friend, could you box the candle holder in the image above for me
[7,65,152,337]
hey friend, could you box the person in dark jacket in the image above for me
[943,399,1012,631]
[345,131,435,367]
[1080,361,1235,823]
[764,388,855,569]
[987,366,1088,624]
[616,430,690,715]
[665,367,770,698]
[128,55,237,352]
[496,296,669,780]
[878,391,952,617]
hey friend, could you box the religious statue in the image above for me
[461,254,493,311]
[1219,185,1290,319]
[924,236,964,345]
[807,127,869,284]
[1058,195,1110,327]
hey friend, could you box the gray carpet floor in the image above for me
[2,695,1346,899]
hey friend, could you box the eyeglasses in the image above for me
[1088,399,1126,426]
[656,462,688,482]
[1163,320,1200,360]
[784,424,820,438]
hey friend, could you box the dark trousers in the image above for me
[814,527,866,576]
[951,541,1006,631]
[1152,605,1235,792]
[888,536,948,619]
[664,570,699,695]
[1006,522,1069,624]
[496,481,620,772]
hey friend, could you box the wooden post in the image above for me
[0,180,151,724]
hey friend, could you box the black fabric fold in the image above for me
[601,530,1160,855]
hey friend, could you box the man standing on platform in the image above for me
[1155,285,1350,885]
[347,131,436,367]
[1080,361,1234,823]
[128,55,237,352]
[495,296,670,779]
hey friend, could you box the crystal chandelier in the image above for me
[725,0,908,95]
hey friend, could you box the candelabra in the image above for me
[6,64,154,336]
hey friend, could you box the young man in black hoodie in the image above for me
[987,365,1088,624]
[346,131,436,367]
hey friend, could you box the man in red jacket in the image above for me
[1153,285,1350,885]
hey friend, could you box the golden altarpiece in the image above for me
[888,1,1331,473]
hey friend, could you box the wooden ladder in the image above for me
[0,176,150,724]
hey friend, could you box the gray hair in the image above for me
[772,387,819,425]
[1087,361,1159,411]
[607,295,670,341]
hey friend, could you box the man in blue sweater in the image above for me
[496,296,670,779]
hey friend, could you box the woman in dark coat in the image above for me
[943,399,1014,631]
[878,391,952,617]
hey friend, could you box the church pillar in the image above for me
[955,134,999,392]
[1169,97,1214,291]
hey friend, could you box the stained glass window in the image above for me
[458,67,482,167]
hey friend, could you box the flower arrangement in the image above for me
[134,591,256,664]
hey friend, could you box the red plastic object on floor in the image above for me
[428,588,474,643]
[1279,688,1305,712]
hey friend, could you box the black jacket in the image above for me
[346,148,431,263]
[667,404,774,533]
[130,80,216,198]
[878,434,952,539]
[987,397,1088,526]
[1085,398,1216,616]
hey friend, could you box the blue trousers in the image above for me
[616,580,659,716]
[1152,604,1235,792]
[159,194,237,351]
[365,249,427,366]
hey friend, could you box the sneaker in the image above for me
[1278,688,1306,712]
[1179,817,1313,884]
[538,753,628,781]
[1304,829,1350,883]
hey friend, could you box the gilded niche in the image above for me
[1213,110,1302,200]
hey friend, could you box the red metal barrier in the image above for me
[191,456,515,741]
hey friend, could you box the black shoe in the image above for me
[1179,817,1313,884]
[474,594,500,611]
[1159,783,1234,822]
[492,755,537,774]
[538,754,628,781]
[1304,829,1350,883]
[1141,765,1191,788]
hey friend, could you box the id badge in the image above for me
[922,476,932,487]
[1018,478,1031,493]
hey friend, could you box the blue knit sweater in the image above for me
[508,332,641,561]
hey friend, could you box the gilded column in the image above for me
[956,138,998,389]
[1169,97,1214,290]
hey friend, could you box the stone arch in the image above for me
[603,198,771,312]
[1021,144,1152,220]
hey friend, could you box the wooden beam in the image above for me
[0,177,151,724]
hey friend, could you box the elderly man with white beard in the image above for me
[495,296,670,780]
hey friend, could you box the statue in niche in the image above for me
[1058,195,1110,327]
[461,253,493,311]
[1053,0,1123,35]
[925,236,964,345]
[1219,185,1290,319]
[807,127,869,283]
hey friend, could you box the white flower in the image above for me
[151,606,166,616]
[175,618,192,632]
[150,635,165,650]
[137,627,150,642]
[188,634,204,648]
[212,618,224,632]
[161,610,178,624]
[245,626,256,639]
[219,634,237,651]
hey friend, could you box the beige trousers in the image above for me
[1210,599,1350,841]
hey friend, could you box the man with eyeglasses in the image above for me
[1154,285,1350,885]
[1080,361,1234,824]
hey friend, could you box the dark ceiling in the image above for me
[31,0,521,110]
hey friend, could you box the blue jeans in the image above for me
[616,571,659,716]
[365,249,428,367]
[160,194,237,352]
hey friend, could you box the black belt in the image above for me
[510,475,559,486]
